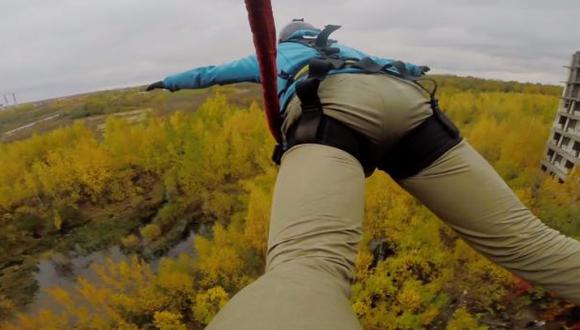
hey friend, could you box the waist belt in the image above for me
[274,100,462,180]
[283,115,374,176]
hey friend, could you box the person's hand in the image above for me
[145,81,167,92]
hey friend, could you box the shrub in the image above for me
[121,234,140,249]
[140,224,162,242]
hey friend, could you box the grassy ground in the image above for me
[0,84,261,143]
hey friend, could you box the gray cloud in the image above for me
[1,0,579,103]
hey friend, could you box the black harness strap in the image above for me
[292,78,322,143]
[286,115,373,174]
[290,25,346,144]
[293,58,344,143]
[388,61,410,79]
[351,57,385,73]
[378,107,461,179]
[376,75,462,179]
[315,25,341,49]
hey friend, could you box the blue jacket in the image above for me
[163,29,425,113]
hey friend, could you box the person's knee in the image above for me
[267,253,356,298]
[266,221,361,284]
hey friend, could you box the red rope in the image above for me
[244,0,282,143]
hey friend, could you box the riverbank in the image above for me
[0,180,211,320]
[0,180,165,316]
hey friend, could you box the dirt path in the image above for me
[3,113,62,138]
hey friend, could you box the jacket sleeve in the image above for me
[369,56,426,77]
[163,54,260,91]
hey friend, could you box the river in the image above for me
[26,230,197,315]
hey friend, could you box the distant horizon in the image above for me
[0,71,569,108]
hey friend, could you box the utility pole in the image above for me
[11,93,17,105]
[3,95,9,106]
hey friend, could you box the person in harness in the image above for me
[147,20,580,330]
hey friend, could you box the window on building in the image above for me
[557,116,567,129]
[562,137,570,148]
[574,104,580,115]
[559,115,567,126]
[553,132,562,144]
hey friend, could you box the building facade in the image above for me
[541,51,580,182]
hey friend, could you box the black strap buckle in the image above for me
[272,144,284,165]
[293,108,322,143]
[315,25,342,48]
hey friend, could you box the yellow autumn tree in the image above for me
[2,78,576,330]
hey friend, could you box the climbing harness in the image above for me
[272,24,462,179]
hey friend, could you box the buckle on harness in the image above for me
[294,107,322,143]
[272,143,284,165]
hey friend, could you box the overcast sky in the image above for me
[1,0,579,104]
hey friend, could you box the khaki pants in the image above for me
[207,74,580,330]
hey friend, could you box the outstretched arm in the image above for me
[148,54,260,91]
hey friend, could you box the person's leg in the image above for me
[208,74,405,329]
[398,140,580,304]
[207,144,365,330]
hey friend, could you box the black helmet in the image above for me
[278,19,317,43]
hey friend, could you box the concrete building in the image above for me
[541,51,580,182]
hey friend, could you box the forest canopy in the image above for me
[0,76,578,329]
